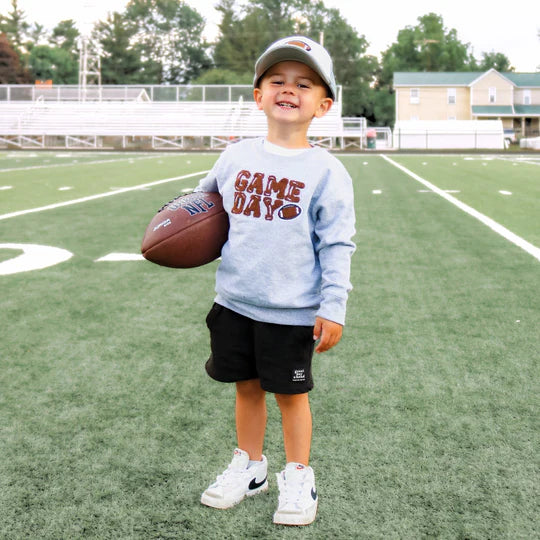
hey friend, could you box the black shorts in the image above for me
[204,303,315,394]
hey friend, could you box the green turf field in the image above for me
[1,151,538,538]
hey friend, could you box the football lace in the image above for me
[158,193,186,213]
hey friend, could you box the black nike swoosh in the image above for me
[249,476,267,490]
[311,487,317,500]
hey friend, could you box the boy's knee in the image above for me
[236,379,266,399]
[274,392,309,409]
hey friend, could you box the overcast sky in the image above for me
[1,0,539,71]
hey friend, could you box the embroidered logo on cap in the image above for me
[286,40,311,51]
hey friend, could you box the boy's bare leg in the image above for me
[235,379,267,461]
[275,393,312,465]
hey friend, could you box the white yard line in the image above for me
[381,154,540,262]
[495,155,540,166]
[0,154,169,174]
[0,170,209,221]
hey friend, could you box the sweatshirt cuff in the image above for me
[316,294,347,326]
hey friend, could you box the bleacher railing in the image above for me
[0,84,342,103]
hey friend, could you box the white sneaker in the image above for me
[201,448,269,509]
[273,463,318,526]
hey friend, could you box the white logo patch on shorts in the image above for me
[292,368,306,382]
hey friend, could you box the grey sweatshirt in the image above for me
[195,137,356,326]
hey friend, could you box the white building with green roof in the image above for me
[393,69,540,138]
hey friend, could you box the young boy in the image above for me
[196,36,356,526]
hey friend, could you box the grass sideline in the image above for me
[1,151,538,538]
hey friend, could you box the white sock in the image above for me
[248,459,263,468]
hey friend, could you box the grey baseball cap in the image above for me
[254,36,337,100]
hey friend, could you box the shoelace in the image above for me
[278,472,305,507]
[215,460,249,487]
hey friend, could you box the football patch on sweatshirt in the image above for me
[278,204,302,220]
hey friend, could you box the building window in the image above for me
[448,116,456,120]
[523,90,531,105]
[447,88,456,104]
[410,115,419,121]
[489,87,496,103]
[410,88,419,104]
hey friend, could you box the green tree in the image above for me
[25,20,80,84]
[123,0,211,83]
[28,44,78,83]
[479,51,514,72]
[93,11,146,84]
[50,20,80,54]
[371,85,394,127]
[378,13,475,88]
[27,22,48,48]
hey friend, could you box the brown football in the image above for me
[141,191,229,268]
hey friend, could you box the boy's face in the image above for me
[254,61,333,129]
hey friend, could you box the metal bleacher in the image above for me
[0,84,359,150]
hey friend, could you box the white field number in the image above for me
[0,243,144,275]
